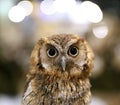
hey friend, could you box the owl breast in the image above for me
[22,72,91,105]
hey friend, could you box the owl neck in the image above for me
[29,69,91,105]
[37,73,90,104]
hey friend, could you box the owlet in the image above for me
[22,34,94,105]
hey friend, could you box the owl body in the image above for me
[22,34,94,105]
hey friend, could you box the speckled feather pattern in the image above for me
[22,34,94,105]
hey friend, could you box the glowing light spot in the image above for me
[68,1,103,24]
[68,2,89,24]
[18,0,33,16]
[40,0,56,15]
[80,1,103,23]
[53,0,76,13]
[93,26,108,38]
[8,5,26,23]
[91,96,107,105]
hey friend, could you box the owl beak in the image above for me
[61,57,66,71]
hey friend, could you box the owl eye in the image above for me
[68,46,79,57]
[47,47,58,57]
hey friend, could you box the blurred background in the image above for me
[0,0,120,105]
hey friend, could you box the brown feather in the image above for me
[22,34,94,105]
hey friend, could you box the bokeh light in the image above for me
[40,0,56,15]
[39,0,103,24]
[53,0,76,13]
[68,2,89,24]
[93,26,108,38]
[80,1,103,23]
[68,1,103,24]
[18,0,33,16]
[91,96,107,105]
[8,5,26,23]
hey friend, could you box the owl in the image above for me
[22,34,94,105]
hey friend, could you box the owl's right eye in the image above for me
[47,47,58,57]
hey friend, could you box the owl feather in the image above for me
[22,34,94,105]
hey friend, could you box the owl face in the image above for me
[31,34,94,78]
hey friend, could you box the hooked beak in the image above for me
[61,57,66,71]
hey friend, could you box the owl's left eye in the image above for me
[68,46,79,57]
[47,47,58,57]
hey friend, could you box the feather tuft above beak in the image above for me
[61,56,66,71]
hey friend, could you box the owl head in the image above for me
[30,34,94,79]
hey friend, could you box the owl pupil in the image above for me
[47,48,56,57]
[69,46,78,56]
